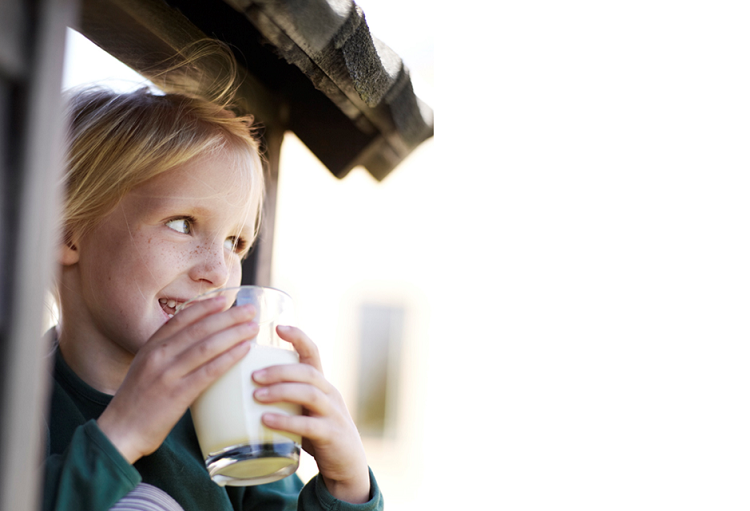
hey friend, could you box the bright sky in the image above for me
[62,29,148,91]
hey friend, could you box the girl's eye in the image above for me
[166,218,191,234]
[224,236,247,255]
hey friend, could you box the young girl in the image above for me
[44,46,382,511]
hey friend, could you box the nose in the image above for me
[188,241,232,288]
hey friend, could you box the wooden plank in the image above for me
[236,0,433,179]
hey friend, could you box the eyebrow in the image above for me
[138,195,214,217]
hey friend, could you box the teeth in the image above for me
[168,314,174,318]
[159,298,179,308]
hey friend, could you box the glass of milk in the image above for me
[178,285,301,486]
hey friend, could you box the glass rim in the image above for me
[176,285,292,313]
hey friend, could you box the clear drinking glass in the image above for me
[177,285,301,486]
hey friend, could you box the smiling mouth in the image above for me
[158,298,183,317]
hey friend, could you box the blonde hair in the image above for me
[61,40,264,246]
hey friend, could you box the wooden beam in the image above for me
[77,0,282,127]
[242,126,284,286]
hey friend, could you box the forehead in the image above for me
[127,151,257,230]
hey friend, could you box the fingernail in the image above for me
[253,369,267,383]
[255,387,268,398]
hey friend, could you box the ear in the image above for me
[59,238,80,266]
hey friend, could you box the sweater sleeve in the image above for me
[42,419,142,511]
[297,468,384,511]
[237,468,383,511]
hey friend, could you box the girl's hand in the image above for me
[252,326,371,504]
[97,296,257,464]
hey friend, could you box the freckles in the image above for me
[154,241,191,266]
[189,244,209,261]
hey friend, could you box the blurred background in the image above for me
[61,1,750,509]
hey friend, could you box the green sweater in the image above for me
[43,347,384,511]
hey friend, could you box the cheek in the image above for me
[228,258,243,286]
[151,242,184,268]
[82,233,131,280]
[94,233,187,290]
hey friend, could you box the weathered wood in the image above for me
[232,0,434,180]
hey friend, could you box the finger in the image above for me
[261,413,327,442]
[157,296,255,346]
[254,382,331,416]
[276,326,323,372]
[252,363,331,394]
[162,304,257,355]
[174,321,259,374]
[155,296,230,338]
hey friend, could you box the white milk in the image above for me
[191,343,302,461]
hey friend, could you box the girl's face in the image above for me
[65,150,256,357]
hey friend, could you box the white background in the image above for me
[438,1,750,508]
